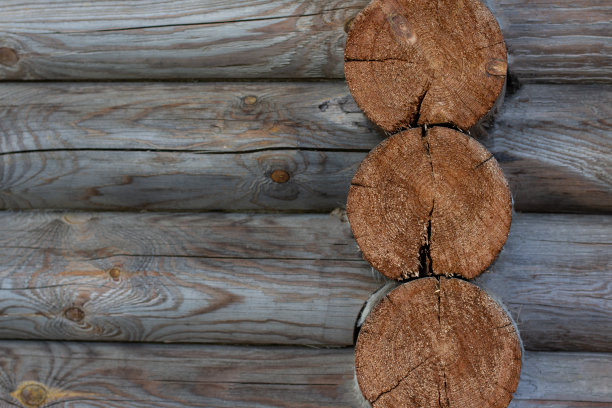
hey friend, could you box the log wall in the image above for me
[1,83,609,213]
[0,0,609,82]
[0,342,609,407]
[0,0,610,406]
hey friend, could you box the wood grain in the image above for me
[0,341,609,407]
[479,84,612,214]
[0,0,609,81]
[345,0,507,132]
[486,0,612,83]
[1,82,609,213]
[355,278,521,407]
[347,127,512,280]
[0,210,376,346]
[475,213,612,352]
[0,211,609,351]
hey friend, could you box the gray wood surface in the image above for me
[0,211,609,351]
[486,0,612,83]
[0,0,609,82]
[0,341,609,407]
[484,84,612,213]
[1,82,609,213]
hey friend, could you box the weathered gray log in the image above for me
[0,82,609,213]
[486,0,612,83]
[0,0,609,81]
[475,212,612,351]
[0,210,609,351]
[481,84,612,213]
[0,340,609,407]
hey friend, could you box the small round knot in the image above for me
[20,383,47,407]
[486,58,507,76]
[270,169,290,184]
[388,14,417,45]
[243,95,257,106]
[64,306,85,322]
[0,47,19,67]
[108,267,121,281]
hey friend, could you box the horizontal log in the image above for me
[0,341,609,407]
[483,84,612,213]
[0,0,609,81]
[487,0,612,83]
[0,211,609,351]
[1,82,609,213]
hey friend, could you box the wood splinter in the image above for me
[346,126,512,280]
[355,277,522,408]
[345,0,507,132]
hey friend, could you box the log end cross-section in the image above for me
[355,278,522,408]
[346,127,512,280]
[345,0,507,132]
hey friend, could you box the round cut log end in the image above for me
[355,278,522,408]
[346,127,511,280]
[345,0,506,132]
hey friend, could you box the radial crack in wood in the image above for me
[346,127,512,279]
[355,278,522,408]
[345,0,507,132]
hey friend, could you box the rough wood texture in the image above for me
[0,0,609,82]
[0,149,363,211]
[481,84,612,213]
[345,0,506,132]
[355,278,521,407]
[486,0,612,83]
[347,127,512,280]
[1,82,608,213]
[0,211,609,351]
[0,82,376,212]
[0,341,609,407]
[475,213,612,352]
[0,211,373,346]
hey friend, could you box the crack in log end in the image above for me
[370,355,434,405]
[413,85,430,127]
[474,154,494,169]
[436,278,441,324]
[418,216,433,277]
[418,128,435,277]
[436,277,446,408]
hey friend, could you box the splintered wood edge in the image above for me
[345,0,507,132]
[355,277,522,408]
[346,126,512,280]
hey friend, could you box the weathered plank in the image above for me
[0,0,609,81]
[1,82,609,213]
[0,341,610,407]
[0,211,609,351]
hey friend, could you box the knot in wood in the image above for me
[270,169,290,184]
[18,383,47,407]
[243,95,258,106]
[387,14,416,45]
[486,58,508,76]
[0,47,19,66]
[108,267,121,281]
[64,306,85,322]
